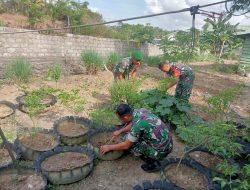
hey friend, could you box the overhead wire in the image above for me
[0,0,231,35]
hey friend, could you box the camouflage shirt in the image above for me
[113,57,136,79]
[127,109,172,152]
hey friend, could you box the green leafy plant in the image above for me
[5,58,32,83]
[204,85,245,121]
[106,52,121,71]
[47,64,62,82]
[109,79,145,108]
[81,50,103,74]
[157,77,177,93]
[177,122,242,158]
[140,89,202,129]
[144,56,162,67]
[214,161,250,190]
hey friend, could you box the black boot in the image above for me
[140,156,162,173]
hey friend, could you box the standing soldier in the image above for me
[158,62,195,102]
[113,51,143,80]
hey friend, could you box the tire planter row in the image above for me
[16,94,57,114]
[161,157,221,190]
[0,142,21,168]
[88,127,124,161]
[53,116,91,145]
[14,128,60,161]
[0,165,47,190]
[35,146,94,185]
[0,100,16,119]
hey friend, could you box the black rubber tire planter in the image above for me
[35,146,94,185]
[133,180,185,190]
[0,100,16,119]
[88,127,124,161]
[14,128,60,161]
[0,164,47,190]
[161,157,221,190]
[235,137,250,159]
[16,94,57,113]
[53,116,91,145]
[0,142,21,168]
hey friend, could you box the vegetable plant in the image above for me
[81,50,103,74]
[106,52,121,71]
[5,58,32,83]
[47,64,62,82]
[90,107,120,126]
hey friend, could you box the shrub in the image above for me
[144,56,162,67]
[109,79,145,108]
[177,122,242,158]
[106,52,121,71]
[47,64,62,82]
[5,58,32,83]
[81,50,103,74]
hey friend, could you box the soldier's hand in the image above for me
[113,130,120,138]
[100,145,111,155]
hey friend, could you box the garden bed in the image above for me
[0,143,21,168]
[88,129,124,160]
[0,101,15,119]
[15,129,60,160]
[0,165,47,190]
[53,116,90,145]
[189,151,224,173]
[35,146,94,185]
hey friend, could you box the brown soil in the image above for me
[0,104,13,118]
[0,168,45,190]
[41,152,90,172]
[189,151,224,172]
[19,133,57,151]
[164,164,208,190]
[0,149,16,166]
[91,132,122,147]
[57,122,88,137]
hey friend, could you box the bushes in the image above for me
[109,79,145,108]
[5,58,32,83]
[81,50,103,74]
[47,64,62,82]
[106,52,121,71]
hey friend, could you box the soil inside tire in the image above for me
[0,149,16,166]
[41,152,90,172]
[0,168,45,190]
[90,132,122,148]
[0,104,13,118]
[189,151,224,173]
[57,122,88,137]
[164,163,208,190]
[19,133,57,151]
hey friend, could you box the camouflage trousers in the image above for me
[175,71,195,102]
[131,141,173,160]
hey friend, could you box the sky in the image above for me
[84,0,250,30]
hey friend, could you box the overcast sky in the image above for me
[86,0,250,30]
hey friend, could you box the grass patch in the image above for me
[81,50,103,74]
[90,107,120,126]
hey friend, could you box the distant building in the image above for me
[237,26,250,77]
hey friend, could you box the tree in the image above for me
[200,14,241,58]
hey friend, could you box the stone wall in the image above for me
[0,27,163,76]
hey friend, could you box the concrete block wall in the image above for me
[0,27,163,76]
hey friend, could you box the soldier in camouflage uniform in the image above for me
[113,51,143,80]
[159,62,195,102]
[100,104,173,172]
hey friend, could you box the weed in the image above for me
[81,50,103,74]
[5,58,32,83]
[73,100,85,114]
[106,52,121,71]
[204,84,245,121]
[177,122,242,158]
[47,64,62,82]
[92,91,99,98]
